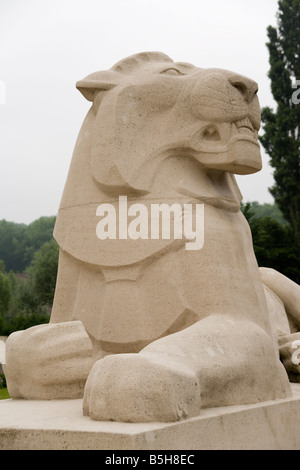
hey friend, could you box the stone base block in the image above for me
[1,384,300,450]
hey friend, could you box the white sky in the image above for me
[0,0,280,224]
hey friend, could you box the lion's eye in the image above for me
[160,68,185,76]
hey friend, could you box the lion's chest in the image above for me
[54,198,244,267]
[55,202,267,344]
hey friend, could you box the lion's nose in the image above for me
[228,74,258,104]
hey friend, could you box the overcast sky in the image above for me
[0,0,280,224]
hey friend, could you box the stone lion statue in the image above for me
[4,52,300,423]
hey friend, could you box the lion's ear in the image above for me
[76,70,120,101]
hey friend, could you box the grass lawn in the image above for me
[0,388,10,399]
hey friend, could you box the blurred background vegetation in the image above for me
[241,202,300,284]
[0,216,58,336]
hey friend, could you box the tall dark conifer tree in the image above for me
[260,0,300,243]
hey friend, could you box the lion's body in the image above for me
[5,53,300,422]
[52,52,269,349]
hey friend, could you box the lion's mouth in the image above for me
[187,117,260,156]
[234,117,257,138]
[199,117,258,145]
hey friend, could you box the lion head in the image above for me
[76,51,261,198]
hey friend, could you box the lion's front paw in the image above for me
[4,321,94,399]
[83,353,201,423]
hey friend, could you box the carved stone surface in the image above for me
[4,52,300,424]
[2,384,300,450]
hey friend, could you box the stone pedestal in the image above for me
[1,383,300,450]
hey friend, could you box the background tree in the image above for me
[0,262,11,332]
[241,202,300,284]
[0,216,56,272]
[259,0,300,243]
[0,238,58,336]
[0,220,27,272]
[22,216,57,267]
[26,238,59,306]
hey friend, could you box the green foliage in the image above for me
[1,311,50,336]
[0,220,27,272]
[0,373,7,389]
[241,201,300,284]
[26,239,59,306]
[241,201,287,224]
[23,216,57,267]
[0,271,51,336]
[0,388,10,399]
[0,215,59,335]
[247,202,287,224]
[0,271,11,316]
[0,237,59,336]
[0,216,56,272]
[251,218,300,283]
[0,260,6,273]
[259,0,300,243]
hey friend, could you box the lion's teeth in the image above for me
[235,117,254,132]
[239,127,254,136]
